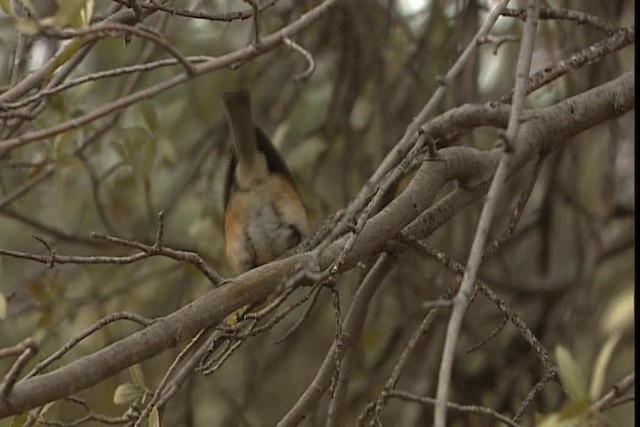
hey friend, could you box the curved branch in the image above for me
[0,70,633,418]
[0,0,340,156]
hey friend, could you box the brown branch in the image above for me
[1,338,39,398]
[26,312,152,379]
[0,0,340,157]
[283,37,317,81]
[0,7,152,103]
[369,307,441,424]
[500,6,623,36]
[386,390,522,427]
[592,372,635,413]
[433,2,540,424]
[40,23,196,76]
[0,213,224,284]
[112,0,279,22]
[500,27,635,103]
[0,68,633,418]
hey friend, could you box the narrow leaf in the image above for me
[11,413,28,427]
[129,364,145,388]
[149,406,161,427]
[0,0,13,15]
[555,345,588,402]
[0,292,6,320]
[589,333,621,400]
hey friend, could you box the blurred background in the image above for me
[0,0,634,425]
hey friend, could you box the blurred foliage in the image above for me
[0,0,635,426]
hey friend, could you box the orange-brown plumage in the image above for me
[222,89,309,274]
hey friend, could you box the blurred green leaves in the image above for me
[555,345,589,403]
[113,364,148,405]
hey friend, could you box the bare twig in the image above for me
[500,27,634,103]
[370,307,440,425]
[314,0,513,260]
[111,0,278,22]
[1,338,38,397]
[433,2,540,425]
[592,372,634,412]
[283,37,317,81]
[26,312,152,379]
[482,153,546,260]
[278,254,395,427]
[0,0,340,157]
[500,6,622,35]
[133,329,206,427]
[512,371,556,422]
[41,23,196,76]
[244,0,261,44]
[388,390,522,427]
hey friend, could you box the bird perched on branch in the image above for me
[222,89,309,274]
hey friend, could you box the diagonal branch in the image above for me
[0,69,633,418]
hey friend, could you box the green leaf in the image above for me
[45,38,89,83]
[70,0,93,28]
[113,382,142,405]
[589,333,621,400]
[535,401,591,427]
[0,292,6,320]
[157,136,177,165]
[45,0,87,27]
[129,364,145,389]
[40,401,55,415]
[14,17,39,35]
[121,126,157,183]
[11,413,28,427]
[601,286,634,334]
[0,0,13,15]
[139,101,159,132]
[555,345,588,402]
[149,406,161,427]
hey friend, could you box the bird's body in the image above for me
[222,89,309,274]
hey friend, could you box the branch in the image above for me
[387,390,522,427]
[0,69,633,418]
[592,372,635,413]
[0,0,340,157]
[112,0,279,22]
[434,3,540,423]
[500,6,623,35]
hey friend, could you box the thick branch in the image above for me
[0,70,633,418]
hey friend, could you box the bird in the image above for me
[222,88,309,274]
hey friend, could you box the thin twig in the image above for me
[0,0,340,157]
[388,390,522,427]
[512,371,556,422]
[314,0,512,262]
[433,2,540,425]
[500,27,634,103]
[370,308,440,424]
[278,254,395,427]
[111,0,278,22]
[591,372,634,412]
[133,329,206,427]
[244,0,261,44]
[1,338,39,397]
[500,6,622,36]
[41,23,196,75]
[482,153,546,260]
[26,312,153,379]
[283,37,316,81]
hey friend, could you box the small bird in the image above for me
[222,89,309,274]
